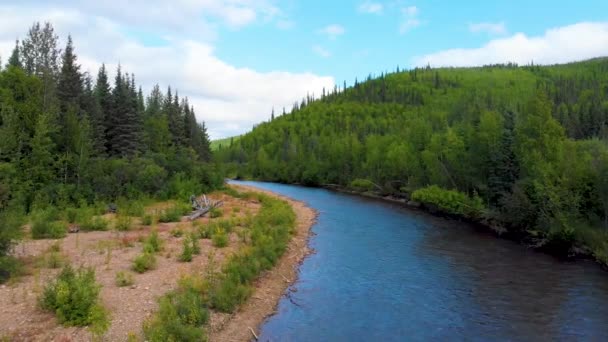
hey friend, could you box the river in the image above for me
[231,181,608,341]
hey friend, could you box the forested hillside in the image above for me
[1,22,220,271]
[217,59,608,263]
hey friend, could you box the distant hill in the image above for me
[210,135,241,151]
[216,58,608,264]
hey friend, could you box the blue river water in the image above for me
[232,181,608,342]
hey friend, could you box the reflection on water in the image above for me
[232,181,608,341]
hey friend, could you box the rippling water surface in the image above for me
[232,181,608,341]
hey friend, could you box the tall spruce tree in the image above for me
[95,64,112,154]
[57,36,82,112]
[7,40,22,69]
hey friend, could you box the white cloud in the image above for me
[358,2,383,14]
[276,19,295,30]
[469,21,507,35]
[312,45,331,58]
[400,6,421,34]
[412,22,608,68]
[317,24,345,39]
[0,3,334,139]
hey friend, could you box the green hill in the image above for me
[216,59,608,264]
[211,135,240,151]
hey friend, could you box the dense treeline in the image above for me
[0,22,219,269]
[217,59,608,263]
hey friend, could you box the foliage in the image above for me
[114,215,132,231]
[31,215,67,239]
[349,178,377,192]
[79,216,109,231]
[0,21,221,256]
[179,235,194,262]
[143,230,163,253]
[115,271,134,287]
[40,265,107,330]
[132,253,156,273]
[209,194,295,312]
[209,207,222,218]
[158,203,189,223]
[143,277,209,342]
[411,185,485,219]
[141,214,154,226]
[218,60,608,260]
[211,229,228,248]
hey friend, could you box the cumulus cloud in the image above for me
[412,22,608,68]
[400,6,421,34]
[312,45,331,58]
[0,2,334,139]
[317,24,346,39]
[469,21,507,35]
[358,2,384,14]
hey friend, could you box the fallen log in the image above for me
[187,199,224,221]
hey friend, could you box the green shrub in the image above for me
[349,178,377,192]
[31,219,67,239]
[143,230,162,254]
[171,228,184,237]
[79,216,109,231]
[66,208,79,224]
[143,282,209,342]
[209,194,295,313]
[141,214,154,226]
[40,265,107,330]
[115,215,132,231]
[132,253,156,273]
[211,229,228,248]
[197,224,213,239]
[179,237,194,262]
[411,185,485,219]
[190,233,201,255]
[115,271,135,287]
[158,204,188,223]
[0,256,22,284]
[46,251,64,269]
[209,207,222,218]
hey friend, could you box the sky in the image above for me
[1,1,608,139]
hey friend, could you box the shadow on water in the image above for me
[231,181,608,342]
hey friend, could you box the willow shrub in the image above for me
[144,277,209,342]
[412,185,485,220]
[210,194,295,312]
[40,265,108,330]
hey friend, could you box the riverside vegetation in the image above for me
[0,21,221,284]
[216,59,608,265]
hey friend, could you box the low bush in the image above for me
[209,194,295,312]
[179,235,195,262]
[40,265,108,330]
[0,256,22,284]
[209,207,222,218]
[143,278,209,342]
[31,219,67,239]
[143,230,162,254]
[115,271,135,287]
[171,227,184,237]
[141,214,154,226]
[115,215,132,231]
[132,253,156,273]
[158,204,187,223]
[349,178,377,192]
[211,229,228,248]
[46,251,64,269]
[79,216,109,231]
[411,185,485,219]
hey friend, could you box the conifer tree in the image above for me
[7,40,22,69]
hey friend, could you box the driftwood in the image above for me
[188,194,224,221]
[248,327,259,340]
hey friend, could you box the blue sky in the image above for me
[1,1,608,138]
[214,0,608,87]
